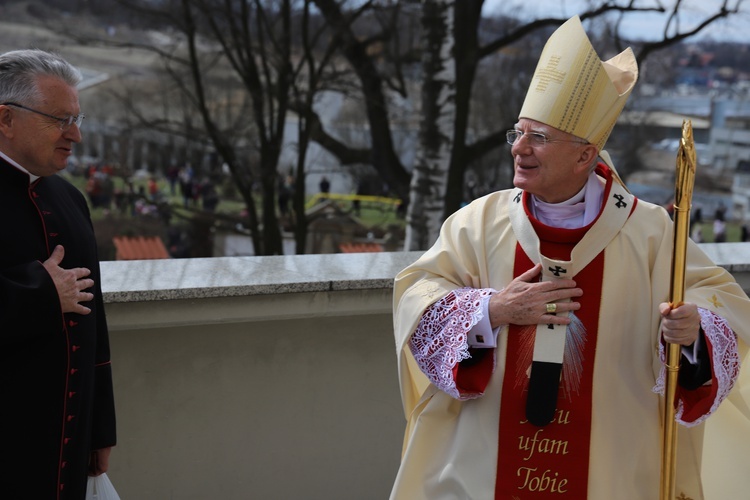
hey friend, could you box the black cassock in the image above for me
[0,158,116,500]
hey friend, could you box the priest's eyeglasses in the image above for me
[2,102,85,131]
[506,129,588,147]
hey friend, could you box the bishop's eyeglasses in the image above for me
[2,102,85,131]
[506,129,588,147]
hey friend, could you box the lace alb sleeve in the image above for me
[654,307,740,427]
[409,287,497,399]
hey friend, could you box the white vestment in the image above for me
[391,174,750,499]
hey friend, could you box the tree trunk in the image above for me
[443,0,483,220]
[312,0,412,200]
[404,0,455,251]
[293,118,310,254]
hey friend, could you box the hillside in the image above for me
[0,1,160,84]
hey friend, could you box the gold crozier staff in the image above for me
[660,120,697,500]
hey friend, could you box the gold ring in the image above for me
[546,303,557,314]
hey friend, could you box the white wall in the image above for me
[100,248,750,498]
[106,291,404,500]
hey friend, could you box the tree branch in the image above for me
[293,106,372,165]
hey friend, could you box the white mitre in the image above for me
[519,15,638,152]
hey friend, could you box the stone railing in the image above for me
[100,245,750,499]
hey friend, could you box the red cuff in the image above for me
[454,348,494,396]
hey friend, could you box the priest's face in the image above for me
[0,75,82,177]
[510,119,596,203]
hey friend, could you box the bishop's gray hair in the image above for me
[0,49,82,107]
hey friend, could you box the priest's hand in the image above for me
[42,245,94,315]
[659,302,700,346]
[89,447,112,476]
[488,263,582,329]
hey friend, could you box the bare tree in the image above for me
[193,0,293,255]
[308,0,744,249]
[288,0,347,254]
[78,0,296,255]
[309,0,414,200]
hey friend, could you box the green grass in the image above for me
[694,221,745,243]
[68,172,750,242]
[64,172,405,231]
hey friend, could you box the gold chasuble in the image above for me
[391,166,750,500]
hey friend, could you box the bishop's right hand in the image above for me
[488,263,582,328]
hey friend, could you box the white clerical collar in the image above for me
[0,150,40,183]
[530,171,604,229]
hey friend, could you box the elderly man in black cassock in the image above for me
[0,49,116,499]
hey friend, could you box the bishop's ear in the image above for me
[0,105,14,137]
[576,143,599,172]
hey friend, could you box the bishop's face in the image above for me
[1,74,82,177]
[510,118,596,204]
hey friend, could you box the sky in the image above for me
[482,0,750,42]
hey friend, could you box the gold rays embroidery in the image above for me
[515,325,536,388]
[515,313,587,398]
[676,493,693,500]
[708,294,724,308]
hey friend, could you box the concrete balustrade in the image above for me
[101,245,750,499]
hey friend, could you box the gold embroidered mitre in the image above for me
[518,16,638,150]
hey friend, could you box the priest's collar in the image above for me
[529,171,604,229]
[0,150,40,183]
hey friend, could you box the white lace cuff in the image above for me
[409,287,498,400]
[653,307,740,427]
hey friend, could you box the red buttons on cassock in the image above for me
[72,345,80,352]
[70,368,78,375]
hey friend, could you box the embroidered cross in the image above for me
[708,294,724,308]
[613,194,627,209]
[549,265,567,277]
[534,55,566,92]
[420,283,440,300]
[513,192,522,203]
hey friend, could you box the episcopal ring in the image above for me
[546,303,557,314]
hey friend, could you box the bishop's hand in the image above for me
[488,263,583,329]
[659,302,700,346]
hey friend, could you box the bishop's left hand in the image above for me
[659,302,700,346]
